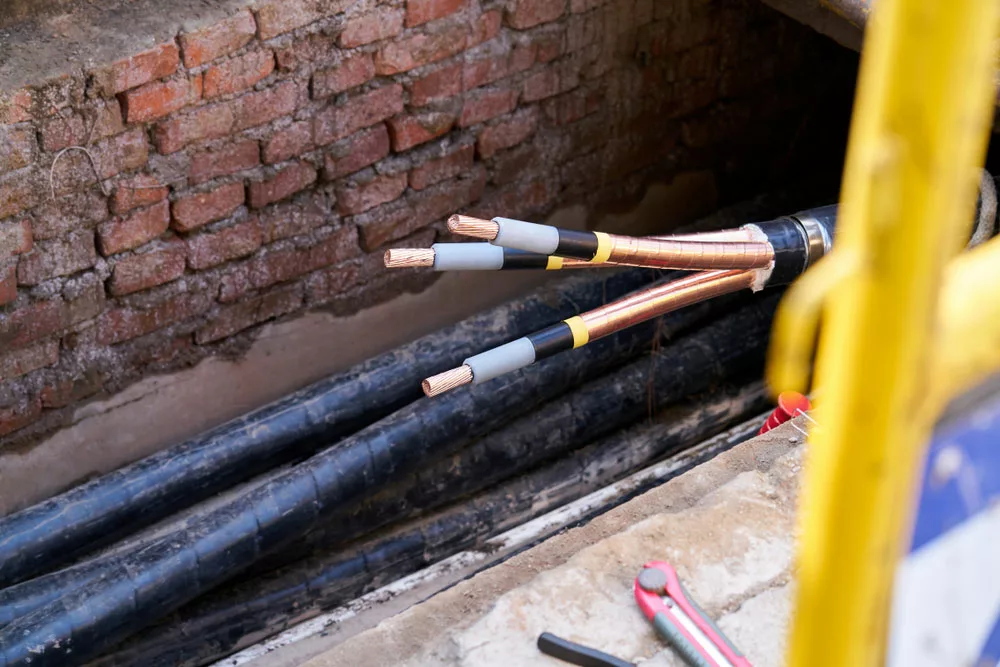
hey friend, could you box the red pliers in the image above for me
[633,561,752,667]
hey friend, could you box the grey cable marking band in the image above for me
[492,217,560,255]
[432,243,505,271]
[464,338,536,384]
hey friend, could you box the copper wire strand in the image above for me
[448,215,498,240]
[423,365,474,397]
[579,269,757,339]
[384,248,435,268]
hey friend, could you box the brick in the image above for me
[314,84,403,145]
[97,293,212,345]
[17,233,97,285]
[523,68,560,101]
[494,143,539,185]
[462,56,508,91]
[0,341,59,381]
[305,260,362,304]
[339,7,405,48]
[0,89,32,124]
[111,175,169,215]
[543,86,600,124]
[374,24,469,75]
[470,174,556,219]
[460,88,518,127]
[51,129,149,195]
[40,102,124,152]
[507,0,565,29]
[196,285,303,344]
[323,124,391,181]
[312,54,376,98]
[275,33,336,71]
[248,225,358,290]
[171,182,246,232]
[410,63,463,107]
[109,244,186,295]
[336,172,407,215]
[180,10,257,67]
[0,264,15,306]
[509,43,538,73]
[256,0,350,39]
[0,127,35,175]
[248,162,318,208]
[534,33,563,62]
[154,104,235,154]
[41,371,103,408]
[0,220,32,259]
[477,108,539,158]
[32,191,109,241]
[262,123,314,164]
[98,200,171,255]
[407,0,465,27]
[357,167,485,249]
[90,43,180,96]
[203,50,276,99]
[120,75,203,123]
[387,111,456,151]
[409,144,474,190]
[232,81,300,131]
[470,10,503,45]
[187,219,263,270]
[258,200,326,243]
[65,280,107,327]
[0,301,62,350]
[0,398,42,438]
[190,140,261,185]
[0,169,42,221]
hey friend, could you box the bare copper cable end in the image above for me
[422,365,474,397]
[384,248,435,268]
[448,214,499,240]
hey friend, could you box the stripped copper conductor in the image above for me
[423,365,474,397]
[384,248,435,268]
[447,215,499,240]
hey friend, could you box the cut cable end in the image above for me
[385,248,435,268]
[422,365,474,397]
[448,214,499,240]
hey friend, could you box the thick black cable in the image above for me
[0,268,661,590]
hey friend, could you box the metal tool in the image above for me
[536,632,634,667]
[633,561,751,667]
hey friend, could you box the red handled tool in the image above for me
[633,561,752,667]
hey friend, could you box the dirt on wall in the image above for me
[0,0,857,476]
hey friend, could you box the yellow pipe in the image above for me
[772,0,999,665]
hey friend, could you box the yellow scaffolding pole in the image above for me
[767,0,1000,665]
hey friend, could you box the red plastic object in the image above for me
[758,391,811,435]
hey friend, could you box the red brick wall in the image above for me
[0,0,855,447]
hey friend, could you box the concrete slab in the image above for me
[299,420,805,667]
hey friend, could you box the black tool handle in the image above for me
[537,632,635,667]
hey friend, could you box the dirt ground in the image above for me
[284,419,806,667]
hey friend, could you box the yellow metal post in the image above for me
[772,0,1000,666]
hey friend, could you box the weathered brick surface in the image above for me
[262,123,314,164]
[172,182,246,232]
[187,219,263,269]
[108,244,187,295]
[98,200,171,255]
[190,140,261,184]
[312,54,376,98]
[314,84,403,145]
[180,10,257,67]
[17,233,97,285]
[248,162,318,208]
[388,111,456,151]
[336,172,408,215]
[340,7,406,48]
[120,75,203,123]
[203,50,276,98]
[323,124,391,180]
[90,43,180,97]
[0,0,857,447]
